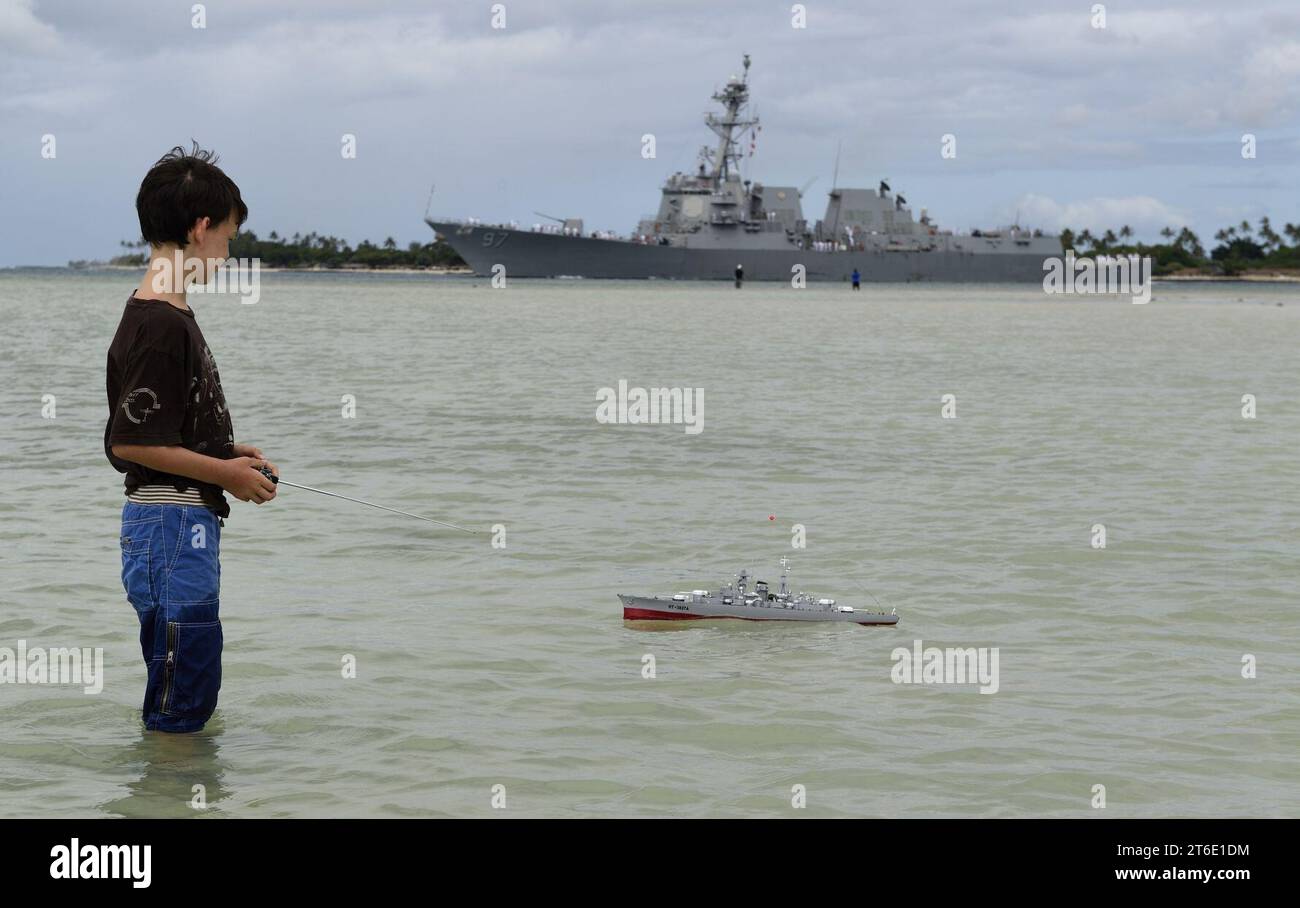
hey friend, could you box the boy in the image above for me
[106,143,278,733]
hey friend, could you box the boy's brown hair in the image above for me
[136,140,248,248]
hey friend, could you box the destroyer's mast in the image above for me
[703,54,759,183]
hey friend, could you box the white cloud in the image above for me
[1012,194,1188,235]
[1235,40,1300,125]
[0,0,61,53]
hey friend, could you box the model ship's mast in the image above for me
[703,54,759,183]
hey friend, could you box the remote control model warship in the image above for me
[426,55,1057,282]
[620,559,899,626]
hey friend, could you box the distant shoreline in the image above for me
[1156,271,1300,283]
[18,263,1300,283]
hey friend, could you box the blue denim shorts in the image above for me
[119,502,223,733]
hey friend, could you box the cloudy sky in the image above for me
[1,0,1298,266]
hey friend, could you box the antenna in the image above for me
[424,183,435,219]
[704,55,759,183]
[828,141,844,240]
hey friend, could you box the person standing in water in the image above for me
[734,264,744,288]
[106,143,278,733]
[851,268,861,290]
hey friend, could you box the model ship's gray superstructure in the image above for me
[620,559,899,626]
[427,55,1058,282]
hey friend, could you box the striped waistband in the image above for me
[127,485,211,508]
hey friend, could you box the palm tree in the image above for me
[1077,229,1095,251]
[1120,225,1133,240]
[1284,223,1300,248]
[1177,228,1204,259]
[1160,226,1174,242]
[1258,216,1280,251]
[1238,220,1252,237]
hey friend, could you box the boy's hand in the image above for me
[230,443,279,497]
[221,456,278,504]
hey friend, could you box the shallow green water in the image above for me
[1,269,1297,817]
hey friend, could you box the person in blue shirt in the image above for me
[851,268,861,290]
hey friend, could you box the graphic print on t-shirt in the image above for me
[105,296,238,517]
[120,387,162,424]
[189,343,232,455]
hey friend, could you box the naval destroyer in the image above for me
[426,56,1058,282]
[620,559,899,626]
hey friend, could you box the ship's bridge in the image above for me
[636,174,806,240]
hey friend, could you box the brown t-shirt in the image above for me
[105,293,235,517]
